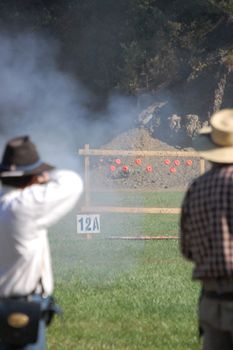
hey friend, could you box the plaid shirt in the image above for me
[180,164,233,280]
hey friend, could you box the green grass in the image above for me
[47,191,200,350]
[90,190,184,208]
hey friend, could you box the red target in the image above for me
[110,165,116,172]
[146,165,153,173]
[122,165,129,173]
[186,159,193,166]
[170,167,176,173]
[174,159,180,166]
[164,159,170,165]
[115,159,121,165]
[135,159,142,166]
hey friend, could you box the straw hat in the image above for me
[193,109,233,163]
[0,136,54,177]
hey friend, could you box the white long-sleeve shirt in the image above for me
[0,170,83,297]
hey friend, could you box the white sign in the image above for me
[77,214,101,234]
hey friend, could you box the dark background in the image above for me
[1,0,233,116]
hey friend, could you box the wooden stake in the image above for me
[84,144,90,207]
[200,159,205,175]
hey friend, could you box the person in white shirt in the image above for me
[0,135,83,350]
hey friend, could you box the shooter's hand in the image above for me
[37,172,50,184]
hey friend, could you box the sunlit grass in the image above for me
[90,190,184,208]
[47,191,199,350]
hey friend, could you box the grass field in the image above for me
[47,191,201,350]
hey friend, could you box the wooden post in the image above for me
[84,144,92,239]
[200,159,205,175]
[84,144,90,207]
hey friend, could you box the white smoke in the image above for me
[0,33,143,283]
[0,33,138,171]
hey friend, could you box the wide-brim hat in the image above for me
[193,109,233,163]
[0,135,54,177]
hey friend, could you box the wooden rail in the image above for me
[80,206,181,214]
[107,236,179,240]
[79,149,199,157]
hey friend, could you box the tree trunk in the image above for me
[212,70,228,114]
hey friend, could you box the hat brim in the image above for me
[0,162,55,178]
[193,127,233,163]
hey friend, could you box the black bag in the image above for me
[0,298,41,346]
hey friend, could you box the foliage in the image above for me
[221,49,233,71]
[0,1,233,100]
[208,0,233,16]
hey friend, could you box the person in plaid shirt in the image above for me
[180,109,233,350]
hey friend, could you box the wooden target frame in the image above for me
[78,144,205,214]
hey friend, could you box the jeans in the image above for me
[199,293,233,350]
[201,324,233,350]
[0,295,49,350]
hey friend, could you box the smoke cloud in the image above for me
[0,32,138,171]
[0,32,143,283]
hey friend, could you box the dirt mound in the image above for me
[100,128,178,151]
[90,128,202,190]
